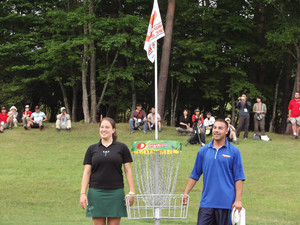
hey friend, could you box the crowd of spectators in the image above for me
[0,105,71,133]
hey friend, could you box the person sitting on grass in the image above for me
[225,118,238,144]
[147,107,161,132]
[56,107,71,132]
[203,112,215,136]
[27,106,47,131]
[0,107,9,133]
[176,109,193,136]
[7,106,18,129]
[129,103,147,134]
[22,105,32,129]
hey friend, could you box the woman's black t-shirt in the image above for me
[179,115,191,129]
[83,140,133,189]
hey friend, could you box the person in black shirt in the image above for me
[80,117,135,225]
[176,109,193,136]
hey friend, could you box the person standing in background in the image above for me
[288,91,300,139]
[253,96,267,138]
[236,93,251,140]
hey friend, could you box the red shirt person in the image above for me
[288,91,300,139]
[0,107,9,133]
[192,109,204,126]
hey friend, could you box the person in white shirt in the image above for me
[203,112,215,135]
[27,106,48,130]
[56,107,71,132]
[147,107,161,132]
[7,106,18,129]
[225,118,238,144]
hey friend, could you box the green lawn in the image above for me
[0,123,299,225]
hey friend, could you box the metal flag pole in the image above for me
[154,40,160,225]
[155,40,158,141]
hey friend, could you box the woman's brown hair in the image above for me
[100,117,117,141]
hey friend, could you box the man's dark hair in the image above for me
[295,91,300,94]
[136,103,142,107]
[214,118,228,129]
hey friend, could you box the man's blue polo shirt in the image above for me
[190,139,245,209]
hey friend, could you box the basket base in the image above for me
[125,194,189,220]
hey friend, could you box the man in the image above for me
[203,112,215,135]
[147,107,161,132]
[236,93,251,140]
[56,107,71,132]
[188,118,206,146]
[192,109,204,127]
[288,91,300,139]
[191,109,206,143]
[0,107,9,133]
[22,105,32,130]
[129,104,147,134]
[183,119,245,225]
[253,96,267,138]
[27,106,48,131]
[7,106,18,129]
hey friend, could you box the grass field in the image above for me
[0,122,299,225]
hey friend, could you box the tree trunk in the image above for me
[97,49,119,110]
[131,79,136,113]
[292,43,300,96]
[72,82,79,122]
[280,54,292,133]
[58,79,71,115]
[158,0,175,123]
[89,0,97,123]
[82,0,90,123]
[170,78,179,127]
[269,70,282,132]
[292,59,300,97]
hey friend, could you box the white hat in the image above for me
[60,107,66,112]
[10,106,17,111]
[225,117,231,121]
[25,105,30,108]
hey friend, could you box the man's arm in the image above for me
[43,115,48,122]
[182,178,198,204]
[232,180,243,211]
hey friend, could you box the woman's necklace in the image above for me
[102,139,112,147]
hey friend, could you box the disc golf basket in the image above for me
[125,140,189,225]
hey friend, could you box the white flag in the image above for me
[144,0,165,63]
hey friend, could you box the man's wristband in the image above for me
[128,191,135,195]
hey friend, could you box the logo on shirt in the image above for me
[222,154,231,158]
[103,150,110,157]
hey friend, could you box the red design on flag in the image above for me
[137,142,147,150]
[144,0,165,63]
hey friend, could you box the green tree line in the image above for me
[0,0,299,133]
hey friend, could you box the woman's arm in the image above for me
[124,162,135,205]
[80,165,92,210]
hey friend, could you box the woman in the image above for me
[253,96,267,137]
[80,117,135,225]
[176,109,193,136]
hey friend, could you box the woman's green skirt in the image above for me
[86,188,127,218]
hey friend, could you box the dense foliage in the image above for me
[0,0,299,133]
